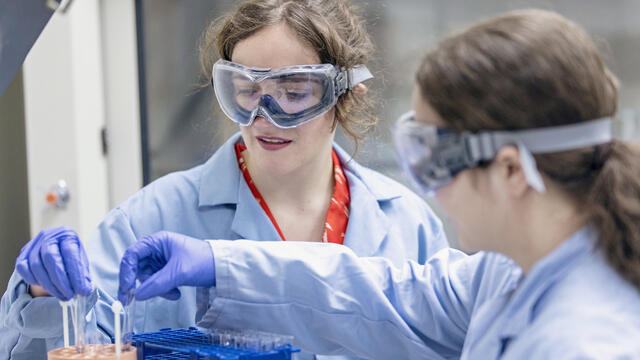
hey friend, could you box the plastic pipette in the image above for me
[59,300,71,348]
[111,301,123,359]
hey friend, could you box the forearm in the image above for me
[198,241,488,359]
[0,272,102,358]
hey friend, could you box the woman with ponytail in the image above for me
[118,9,640,359]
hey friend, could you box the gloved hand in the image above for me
[118,231,215,304]
[15,226,92,301]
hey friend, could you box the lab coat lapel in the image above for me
[342,170,390,257]
[230,173,282,242]
[198,132,280,242]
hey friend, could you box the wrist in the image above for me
[29,284,50,298]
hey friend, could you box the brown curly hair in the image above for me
[199,0,376,151]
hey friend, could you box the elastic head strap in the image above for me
[467,117,613,162]
[465,117,613,192]
[336,65,373,96]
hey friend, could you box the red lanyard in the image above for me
[235,143,350,244]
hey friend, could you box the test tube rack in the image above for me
[131,327,299,360]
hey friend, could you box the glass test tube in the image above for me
[122,290,136,350]
[71,294,88,353]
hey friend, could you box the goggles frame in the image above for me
[211,60,372,129]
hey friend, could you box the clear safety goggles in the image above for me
[393,110,613,196]
[211,60,373,129]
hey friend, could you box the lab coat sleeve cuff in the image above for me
[197,240,231,328]
[4,280,98,339]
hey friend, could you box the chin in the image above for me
[456,230,485,253]
[255,152,298,175]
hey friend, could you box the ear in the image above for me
[492,146,529,198]
[352,84,368,95]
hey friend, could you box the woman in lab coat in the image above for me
[0,1,447,359]
[118,9,640,359]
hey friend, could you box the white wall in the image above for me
[23,0,110,241]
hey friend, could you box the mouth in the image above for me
[256,136,292,145]
[255,135,293,151]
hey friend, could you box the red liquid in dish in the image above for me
[47,344,136,359]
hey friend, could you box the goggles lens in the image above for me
[393,111,460,195]
[231,72,327,115]
[213,60,338,128]
[212,60,373,129]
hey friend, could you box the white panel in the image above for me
[100,0,143,207]
[24,11,78,236]
[70,0,109,239]
[23,1,109,241]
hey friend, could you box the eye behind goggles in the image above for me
[211,60,373,129]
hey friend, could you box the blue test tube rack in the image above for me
[131,327,299,360]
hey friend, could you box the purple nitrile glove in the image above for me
[118,231,215,304]
[15,226,92,301]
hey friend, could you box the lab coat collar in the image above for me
[198,133,244,207]
[341,168,392,256]
[198,132,403,207]
[230,172,283,242]
[332,144,403,202]
[496,225,598,342]
[198,133,402,251]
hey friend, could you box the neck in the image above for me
[243,147,335,208]
[504,185,588,273]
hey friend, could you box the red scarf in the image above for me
[235,143,350,244]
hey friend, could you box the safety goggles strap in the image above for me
[465,117,613,192]
[335,65,373,96]
[466,117,613,162]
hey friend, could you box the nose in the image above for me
[251,115,275,129]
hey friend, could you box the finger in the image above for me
[15,235,40,285]
[79,239,93,291]
[28,241,65,299]
[59,234,92,296]
[137,268,154,284]
[41,236,74,300]
[134,264,178,301]
[118,237,161,304]
[160,288,181,301]
[118,250,138,304]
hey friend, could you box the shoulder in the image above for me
[348,161,432,211]
[92,163,208,243]
[346,160,449,256]
[541,250,640,316]
[120,163,206,216]
[357,164,442,226]
[511,311,640,359]
[515,253,640,358]
[120,133,241,216]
